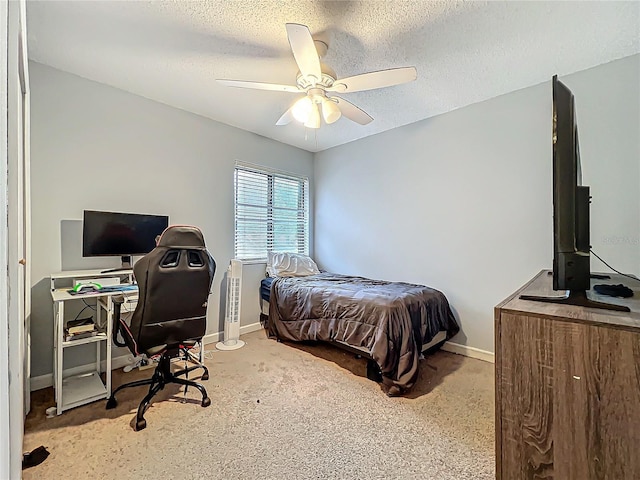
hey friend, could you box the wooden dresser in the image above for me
[495,270,640,479]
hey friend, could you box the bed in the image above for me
[260,270,459,395]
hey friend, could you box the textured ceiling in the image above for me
[27,1,639,153]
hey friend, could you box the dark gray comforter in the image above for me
[267,272,459,392]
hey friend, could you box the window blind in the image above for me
[234,163,309,261]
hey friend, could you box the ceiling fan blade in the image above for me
[328,67,417,93]
[276,105,295,126]
[333,97,373,125]
[217,79,301,93]
[285,23,322,81]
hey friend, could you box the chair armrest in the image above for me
[111,295,128,348]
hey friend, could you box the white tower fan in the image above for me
[216,259,245,350]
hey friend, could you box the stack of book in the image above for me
[65,317,97,342]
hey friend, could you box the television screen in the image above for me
[552,75,591,292]
[82,210,169,258]
[519,76,629,312]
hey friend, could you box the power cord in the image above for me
[202,350,215,360]
[590,249,639,282]
[187,342,215,360]
[72,302,95,321]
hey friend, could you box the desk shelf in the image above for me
[61,332,108,347]
[51,269,139,415]
[50,269,134,291]
[61,371,108,411]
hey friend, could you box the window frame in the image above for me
[234,162,310,262]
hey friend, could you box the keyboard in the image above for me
[99,285,138,292]
[67,285,138,295]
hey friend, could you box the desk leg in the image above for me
[96,302,101,377]
[106,296,112,395]
[55,301,64,416]
[52,301,57,408]
[95,302,101,376]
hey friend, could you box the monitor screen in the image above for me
[82,210,169,258]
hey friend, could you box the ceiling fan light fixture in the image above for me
[321,97,341,124]
[304,101,321,129]
[292,96,313,123]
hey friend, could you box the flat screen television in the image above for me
[82,210,169,271]
[519,76,628,311]
[552,74,591,292]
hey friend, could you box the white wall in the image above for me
[29,62,313,378]
[314,55,640,353]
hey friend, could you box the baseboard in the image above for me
[30,353,133,392]
[441,341,495,364]
[201,321,263,346]
[30,322,266,392]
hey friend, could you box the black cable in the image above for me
[71,299,96,321]
[82,298,96,311]
[590,249,639,282]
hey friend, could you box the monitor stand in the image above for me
[520,289,630,312]
[101,256,132,274]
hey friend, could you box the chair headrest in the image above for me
[156,226,206,249]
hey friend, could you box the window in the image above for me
[234,163,310,261]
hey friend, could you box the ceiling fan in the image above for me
[217,23,417,129]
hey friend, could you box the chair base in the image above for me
[106,347,210,431]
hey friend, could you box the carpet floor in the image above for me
[23,329,495,479]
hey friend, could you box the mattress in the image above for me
[266,272,459,393]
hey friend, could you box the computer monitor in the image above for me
[82,210,169,270]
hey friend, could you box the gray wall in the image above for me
[314,54,640,354]
[29,62,313,377]
[30,55,639,377]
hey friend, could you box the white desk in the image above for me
[50,269,137,415]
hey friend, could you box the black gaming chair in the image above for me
[105,225,216,431]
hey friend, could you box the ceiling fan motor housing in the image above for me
[296,63,336,91]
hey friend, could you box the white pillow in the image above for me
[266,252,320,277]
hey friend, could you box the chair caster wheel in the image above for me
[106,397,117,409]
[135,418,147,431]
[201,397,211,408]
[201,373,209,381]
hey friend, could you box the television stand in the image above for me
[495,270,640,478]
[520,289,630,312]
